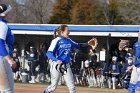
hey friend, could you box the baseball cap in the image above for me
[0,4,12,16]
[112,56,117,61]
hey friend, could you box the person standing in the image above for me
[121,57,133,89]
[44,25,80,93]
[0,4,16,93]
[109,56,122,89]
[43,25,95,93]
[128,31,140,93]
[11,46,21,80]
[36,43,48,83]
[27,46,38,83]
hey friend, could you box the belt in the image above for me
[111,73,119,75]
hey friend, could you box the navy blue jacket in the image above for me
[109,61,122,74]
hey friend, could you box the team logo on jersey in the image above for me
[112,65,116,70]
[30,53,35,57]
[60,44,71,48]
[13,53,17,57]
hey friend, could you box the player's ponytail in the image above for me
[53,28,58,39]
[53,25,68,39]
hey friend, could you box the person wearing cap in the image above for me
[109,56,122,89]
[0,4,16,93]
[128,31,140,93]
[26,46,38,83]
[121,57,133,89]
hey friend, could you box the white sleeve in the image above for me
[48,37,60,52]
[0,22,8,40]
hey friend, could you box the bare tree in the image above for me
[0,0,55,23]
[97,0,122,25]
[0,0,27,23]
[25,0,55,24]
[97,0,111,24]
[118,0,140,24]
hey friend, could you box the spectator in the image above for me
[26,46,38,83]
[11,46,21,80]
[109,56,122,89]
[121,57,133,89]
[36,43,48,83]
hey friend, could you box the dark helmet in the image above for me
[0,4,12,16]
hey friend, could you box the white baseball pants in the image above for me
[47,62,76,93]
[130,66,140,84]
[0,56,14,93]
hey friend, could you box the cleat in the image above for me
[43,88,49,93]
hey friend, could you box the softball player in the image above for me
[44,25,95,93]
[128,31,140,93]
[0,4,16,93]
[44,25,80,93]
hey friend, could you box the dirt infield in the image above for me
[15,83,127,93]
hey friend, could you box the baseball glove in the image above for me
[88,38,98,50]
[118,39,129,51]
[55,63,67,75]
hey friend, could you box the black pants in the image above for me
[39,60,47,74]
[28,61,37,76]
[12,62,20,73]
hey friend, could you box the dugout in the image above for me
[9,24,140,68]
[9,24,140,51]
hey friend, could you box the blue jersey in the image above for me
[133,40,140,67]
[0,18,14,56]
[47,35,80,63]
[109,61,122,74]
